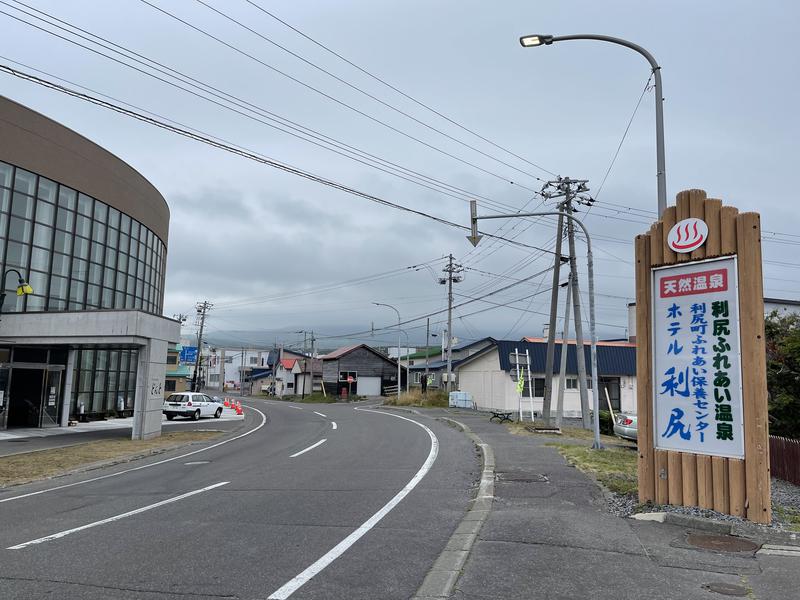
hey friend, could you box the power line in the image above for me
[135,0,544,194]
[0,62,557,257]
[193,0,553,184]
[0,0,543,217]
[242,0,557,178]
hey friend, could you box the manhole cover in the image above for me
[702,583,749,596]
[184,461,211,465]
[687,533,759,553]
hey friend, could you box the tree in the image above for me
[764,311,800,438]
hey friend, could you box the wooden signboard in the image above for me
[635,189,771,523]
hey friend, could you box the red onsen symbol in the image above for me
[668,219,708,253]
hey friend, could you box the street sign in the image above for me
[466,200,483,247]
[652,257,743,458]
[667,218,708,253]
[180,346,197,364]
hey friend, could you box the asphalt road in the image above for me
[0,399,478,599]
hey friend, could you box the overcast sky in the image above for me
[1,0,798,350]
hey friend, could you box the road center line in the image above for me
[0,406,266,505]
[331,422,337,430]
[267,408,439,600]
[289,439,327,458]
[8,481,229,550]
[313,411,327,418]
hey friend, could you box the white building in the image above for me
[456,339,637,418]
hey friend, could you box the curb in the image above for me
[630,511,800,546]
[411,417,495,600]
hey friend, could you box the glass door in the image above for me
[40,368,63,428]
[0,367,9,429]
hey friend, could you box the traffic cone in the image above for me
[235,403,243,415]
[223,398,230,408]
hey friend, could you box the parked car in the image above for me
[613,413,638,441]
[163,392,223,421]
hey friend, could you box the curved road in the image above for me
[0,399,477,599]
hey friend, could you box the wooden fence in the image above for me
[769,435,800,486]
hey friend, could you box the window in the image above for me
[286,382,294,389]
[249,356,257,365]
[413,372,421,384]
[164,380,176,392]
[339,371,357,382]
[166,355,178,365]
[566,377,578,390]
[209,374,220,383]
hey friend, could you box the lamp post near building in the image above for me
[0,268,34,319]
[374,302,402,402]
[519,33,667,216]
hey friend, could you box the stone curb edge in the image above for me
[411,416,495,600]
[631,511,800,546]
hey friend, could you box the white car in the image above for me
[163,392,224,421]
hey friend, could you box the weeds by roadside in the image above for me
[0,430,222,487]
[384,389,448,408]
[546,442,638,495]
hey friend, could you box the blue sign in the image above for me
[180,346,198,364]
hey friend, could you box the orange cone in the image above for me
[223,398,230,408]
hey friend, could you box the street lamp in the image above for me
[0,268,34,318]
[373,302,402,403]
[520,33,667,216]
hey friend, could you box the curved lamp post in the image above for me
[0,268,34,318]
[520,33,666,216]
[472,208,603,450]
[373,302,402,402]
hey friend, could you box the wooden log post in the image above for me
[635,234,655,503]
[736,213,771,524]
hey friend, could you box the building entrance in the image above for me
[8,368,45,428]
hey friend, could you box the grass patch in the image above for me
[506,422,626,446]
[384,389,449,408]
[546,442,638,496]
[277,393,338,404]
[775,505,800,532]
[0,430,222,488]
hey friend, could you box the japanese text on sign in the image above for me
[652,257,744,458]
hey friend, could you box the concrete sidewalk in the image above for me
[417,409,797,600]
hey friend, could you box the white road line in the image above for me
[289,439,327,458]
[0,406,266,505]
[8,481,229,550]
[290,406,303,410]
[331,422,337,430]
[268,408,439,600]
[313,411,327,418]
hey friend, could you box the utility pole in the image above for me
[192,301,212,392]
[241,347,245,395]
[540,177,593,428]
[424,318,430,395]
[556,275,572,429]
[541,201,566,426]
[309,330,315,396]
[439,254,463,393]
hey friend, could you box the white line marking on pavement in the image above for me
[8,482,229,550]
[313,411,327,418]
[331,422,337,430]
[289,439,327,458]
[290,406,303,410]
[0,406,266,505]
[267,408,439,599]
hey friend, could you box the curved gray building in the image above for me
[0,96,178,439]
